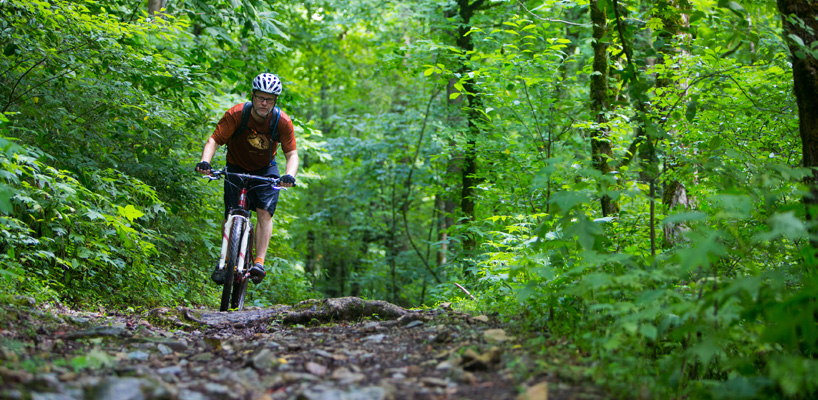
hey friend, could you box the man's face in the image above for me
[252,91,278,118]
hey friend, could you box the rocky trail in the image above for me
[0,297,604,400]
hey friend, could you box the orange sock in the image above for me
[254,257,265,265]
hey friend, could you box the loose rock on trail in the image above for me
[0,297,595,400]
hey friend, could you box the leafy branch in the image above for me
[513,0,591,27]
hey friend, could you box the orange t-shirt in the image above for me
[210,103,297,171]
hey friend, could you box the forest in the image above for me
[1,0,817,398]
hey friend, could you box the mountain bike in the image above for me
[204,169,286,312]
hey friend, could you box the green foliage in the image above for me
[245,257,318,307]
[69,348,116,372]
[0,123,199,306]
[334,0,817,398]
[1,0,816,398]
[0,0,297,308]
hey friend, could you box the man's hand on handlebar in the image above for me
[195,161,212,175]
[280,174,296,187]
[198,168,293,188]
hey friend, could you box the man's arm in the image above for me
[196,137,220,174]
[282,149,299,187]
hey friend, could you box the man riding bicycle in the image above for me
[195,73,299,285]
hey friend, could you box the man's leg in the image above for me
[255,208,273,259]
[250,208,273,283]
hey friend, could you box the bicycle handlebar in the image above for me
[202,169,290,189]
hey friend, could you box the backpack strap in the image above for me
[228,102,254,147]
[268,106,281,166]
[237,101,254,137]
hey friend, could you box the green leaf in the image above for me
[71,356,88,371]
[582,272,611,289]
[662,212,707,226]
[645,122,669,140]
[688,337,722,365]
[685,100,698,122]
[515,281,539,302]
[646,18,664,31]
[689,10,706,23]
[676,232,726,272]
[78,248,91,259]
[788,34,805,48]
[117,205,144,223]
[566,217,603,250]
[464,27,481,36]
[753,211,807,242]
[639,324,657,341]
[718,0,746,15]
[85,210,106,221]
[3,43,18,56]
[550,191,589,212]
[0,183,13,214]
[87,348,115,369]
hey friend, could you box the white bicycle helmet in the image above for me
[252,73,282,95]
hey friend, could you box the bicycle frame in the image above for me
[204,169,286,311]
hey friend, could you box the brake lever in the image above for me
[202,171,222,181]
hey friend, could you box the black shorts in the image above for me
[224,163,280,218]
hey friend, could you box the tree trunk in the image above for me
[662,180,691,243]
[388,176,400,303]
[454,0,485,251]
[589,0,618,217]
[656,0,693,248]
[148,0,167,15]
[777,0,818,262]
[444,77,461,262]
[435,195,448,266]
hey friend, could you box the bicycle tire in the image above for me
[220,218,244,312]
[230,228,253,310]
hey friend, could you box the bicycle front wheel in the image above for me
[230,228,253,310]
[220,218,244,312]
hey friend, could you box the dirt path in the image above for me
[0,297,599,400]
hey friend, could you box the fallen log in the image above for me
[164,297,409,328]
[281,297,407,325]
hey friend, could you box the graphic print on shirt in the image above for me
[246,128,269,151]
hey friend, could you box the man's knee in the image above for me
[256,209,272,221]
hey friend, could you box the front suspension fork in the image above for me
[217,215,252,277]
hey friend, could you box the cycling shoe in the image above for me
[211,266,226,285]
[249,262,266,284]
